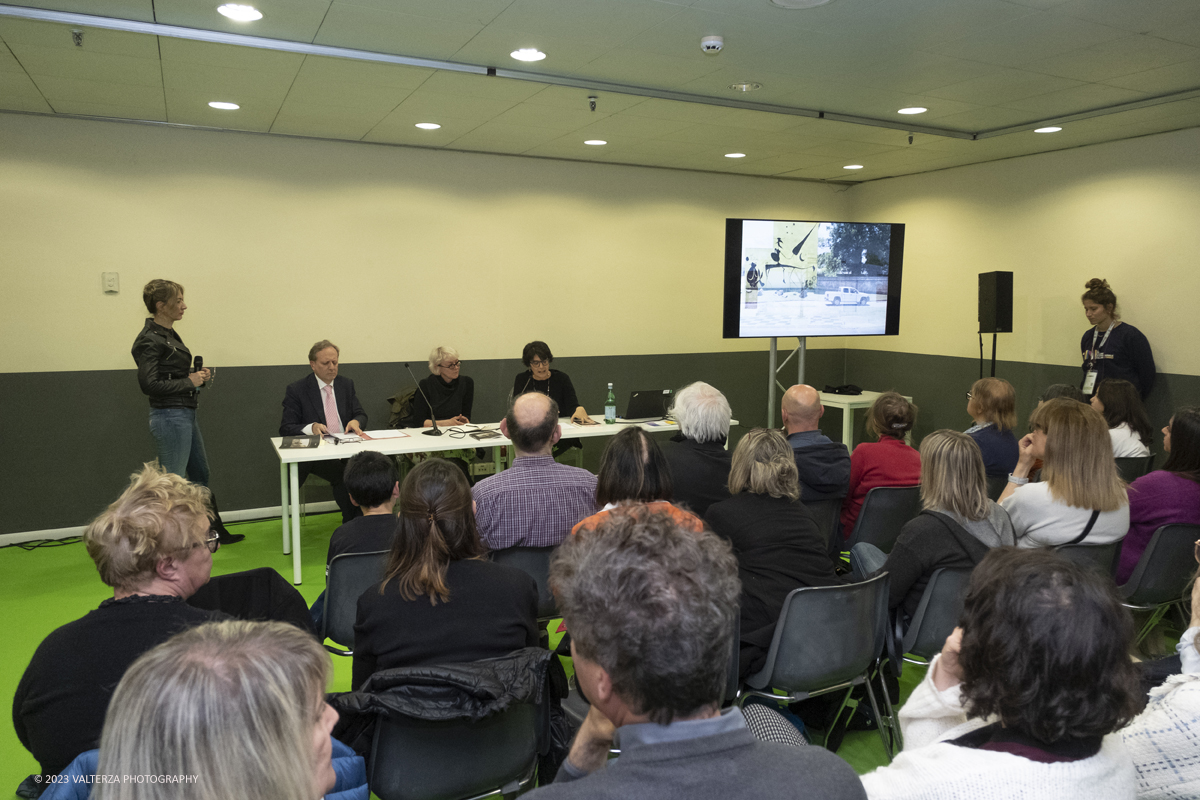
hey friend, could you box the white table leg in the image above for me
[289,463,302,584]
[280,463,290,555]
[842,407,853,448]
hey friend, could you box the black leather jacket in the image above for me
[131,318,199,409]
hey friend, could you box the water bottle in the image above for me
[604,383,616,424]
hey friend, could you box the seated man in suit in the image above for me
[782,384,850,503]
[280,339,366,524]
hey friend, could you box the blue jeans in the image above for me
[149,408,210,486]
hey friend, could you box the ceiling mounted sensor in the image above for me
[769,0,834,8]
[510,48,546,62]
[701,36,723,55]
[217,4,263,21]
[730,82,762,93]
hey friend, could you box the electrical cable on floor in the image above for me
[3,537,82,551]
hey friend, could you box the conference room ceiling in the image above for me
[1,0,1199,182]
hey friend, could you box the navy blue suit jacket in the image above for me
[280,374,367,436]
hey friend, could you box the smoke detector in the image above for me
[701,35,723,55]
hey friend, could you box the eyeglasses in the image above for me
[965,391,974,400]
[529,359,550,368]
[440,361,461,369]
[201,529,220,554]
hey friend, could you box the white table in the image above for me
[271,417,684,583]
[817,390,913,447]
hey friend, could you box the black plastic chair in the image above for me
[984,474,1008,502]
[321,550,389,656]
[489,546,559,621]
[1115,454,1155,483]
[802,497,845,559]
[368,704,538,800]
[898,568,972,666]
[845,486,921,554]
[737,572,897,759]
[1054,540,1122,576]
[1119,524,1200,646]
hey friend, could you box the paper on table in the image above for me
[363,429,410,439]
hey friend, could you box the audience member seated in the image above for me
[1039,383,1088,405]
[1117,407,1200,584]
[88,620,351,800]
[473,393,597,550]
[531,508,865,800]
[662,381,733,516]
[964,378,1019,478]
[573,427,701,534]
[407,345,473,429]
[13,464,226,785]
[704,428,842,677]
[859,548,1143,799]
[353,458,538,689]
[310,451,400,630]
[1000,398,1129,548]
[841,392,921,538]
[781,384,851,502]
[1092,378,1153,458]
[853,430,1014,628]
[1122,570,1200,799]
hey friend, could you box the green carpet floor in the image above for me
[0,513,921,796]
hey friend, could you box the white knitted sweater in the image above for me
[859,655,1137,800]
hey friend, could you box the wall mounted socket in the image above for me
[102,272,119,294]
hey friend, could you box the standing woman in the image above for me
[1081,278,1156,400]
[410,345,474,428]
[130,280,240,544]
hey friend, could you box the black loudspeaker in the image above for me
[978,272,1013,333]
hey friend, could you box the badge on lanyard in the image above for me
[1081,370,1098,394]
[1081,322,1114,396]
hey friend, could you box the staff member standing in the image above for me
[1080,278,1155,400]
[131,280,241,544]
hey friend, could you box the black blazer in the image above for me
[280,374,367,436]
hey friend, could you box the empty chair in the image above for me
[321,550,389,656]
[984,474,1008,502]
[845,486,921,553]
[1054,540,1122,576]
[1115,454,1155,483]
[489,545,558,621]
[898,567,972,665]
[1119,523,1200,645]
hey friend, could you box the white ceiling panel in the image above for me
[925,67,1081,106]
[153,0,333,44]
[47,97,164,120]
[313,3,483,60]
[930,11,1129,68]
[1000,82,1148,116]
[1026,34,1200,84]
[30,73,161,106]
[8,43,160,87]
[0,1,154,21]
[164,88,277,131]
[0,69,53,112]
[1104,60,1200,96]
[0,17,158,57]
[445,120,569,152]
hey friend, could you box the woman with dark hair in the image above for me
[1091,378,1153,458]
[1081,278,1155,400]
[572,427,700,534]
[964,377,1019,477]
[351,458,538,690]
[705,428,842,676]
[861,547,1143,799]
[512,340,590,456]
[1116,407,1200,584]
[840,391,921,538]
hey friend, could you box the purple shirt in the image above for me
[1117,470,1200,584]
[472,455,598,549]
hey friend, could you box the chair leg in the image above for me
[822,687,856,752]
[874,662,903,754]
[862,673,894,761]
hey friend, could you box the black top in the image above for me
[1079,321,1156,399]
[875,511,990,622]
[130,318,199,409]
[663,435,732,517]
[967,424,1020,477]
[409,374,475,427]
[788,431,851,502]
[327,514,397,567]
[705,493,843,676]
[352,559,539,690]
[12,595,224,777]
[512,369,579,413]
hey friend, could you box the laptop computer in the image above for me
[623,389,674,420]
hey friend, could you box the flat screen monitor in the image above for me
[723,218,905,338]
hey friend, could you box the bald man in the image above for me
[781,385,851,503]
[472,393,598,550]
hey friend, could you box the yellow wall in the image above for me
[0,113,849,373]
[843,127,1200,377]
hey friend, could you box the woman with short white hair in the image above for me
[409,345,473,429]
[663,382,734,516]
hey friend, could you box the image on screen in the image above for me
[723,218,904,339]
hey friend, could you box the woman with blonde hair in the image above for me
[841,391,921,538]
[351,458,537,689]
[705,428,842,676]
[965,377,1020,477]
[854,430,1015,627]
[999,398,1129,548]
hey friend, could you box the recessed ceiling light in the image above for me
[1034,126,1062,133]
[843,164,864,170]
[414,122,441,130]
[208,101,239,110]
[216,4,262,21]
[510,48,546,62]
[725,153,746,158]
[584,139,607,146]
[770,0,834,7]
[729,82,762,93]
[898,107,927,115]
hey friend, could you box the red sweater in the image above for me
[840,436,921,538]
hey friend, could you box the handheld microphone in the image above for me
[405,363,442,437]
[193,355,205,390]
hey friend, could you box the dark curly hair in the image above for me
[957,548,1143,744]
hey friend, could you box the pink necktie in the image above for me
[323,385,342,434]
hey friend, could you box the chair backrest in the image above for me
[1121,524,1200,606]
[846,486,922,553]
[746,572,889,693]
[1115,454,1155,483]
[1054,540,1122,576]
[323,551,390,649]
[723,611,741,706]
[802,497,844,553]
[489,546,558,619]
[901,568,972,660]
[369,704,538,800]
[984,474,1008,502]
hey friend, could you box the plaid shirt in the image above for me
[472,455,598,549]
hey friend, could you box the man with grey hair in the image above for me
[782,384,851,503]
[472,392,597,550]
[531,509,865,799]
[662,381,732,516]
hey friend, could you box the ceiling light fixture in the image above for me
[729,82,762,92]
[584,139,607,145]
[843,164,864,170]
[1034,126,1062,133]
[725,153,746,158]
[217,4,262,21]
[414,122,441,130]
[770,0,834,8]
[208,101,239,110]
[898,107,926,115]
[510,48,546,62]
